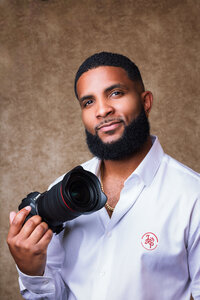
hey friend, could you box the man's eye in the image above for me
[111,91,124,97]
[83,100,93,107]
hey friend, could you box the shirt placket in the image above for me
[90,179,145,300]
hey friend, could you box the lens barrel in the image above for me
[19,166,107,234]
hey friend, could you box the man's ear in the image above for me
[141,91,153,116]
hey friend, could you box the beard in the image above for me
[85,107,150,160]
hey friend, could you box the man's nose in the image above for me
[95,99,114,119]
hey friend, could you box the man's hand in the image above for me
[7,206,53,276]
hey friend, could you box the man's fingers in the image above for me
[7,208,51,277]
[19,215,43,239]
[8,206,31,237]
[9,211,16,225]
[27,222,50,244]
[37,228,53,249]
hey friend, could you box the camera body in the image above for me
[19,166,107,234]
[19,191,65,234]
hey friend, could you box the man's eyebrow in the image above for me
[104,83,128,93]
[79,95,93,103]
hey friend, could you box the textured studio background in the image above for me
[0,0,200,299]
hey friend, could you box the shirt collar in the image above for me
[125,135,164,187]
[93,135,164,187]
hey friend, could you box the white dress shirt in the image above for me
[18,136,200,300]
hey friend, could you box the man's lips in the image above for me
[96,121,123,132]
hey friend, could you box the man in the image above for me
[7,52,200,299]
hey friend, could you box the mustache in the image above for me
[95,117,125,132]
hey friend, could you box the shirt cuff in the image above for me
[17,265,55,294]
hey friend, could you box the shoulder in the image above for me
[163,154,199,180]
[161,153,200,194]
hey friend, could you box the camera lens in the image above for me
[63,170,99,212]
[69,181,90,206]
[19,166,107,233]
[41,166,106,220]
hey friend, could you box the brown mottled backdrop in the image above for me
[0,0,199,299]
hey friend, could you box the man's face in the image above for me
[76,66,144,145]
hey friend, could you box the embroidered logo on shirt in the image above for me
[141,232,158,250]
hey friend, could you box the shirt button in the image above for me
[107,232,112,238]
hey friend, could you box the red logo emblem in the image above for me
[141,232,158,250]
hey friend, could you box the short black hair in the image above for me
[74,51,144,98]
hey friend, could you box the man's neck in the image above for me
[102,136,152,181]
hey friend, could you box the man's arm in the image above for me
[187,198,200,300]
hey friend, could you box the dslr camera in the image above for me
[19,166,107,234]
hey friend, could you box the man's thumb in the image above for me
[9,211,16,225]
